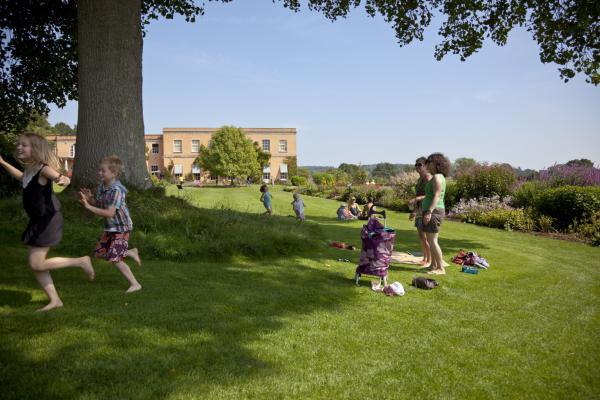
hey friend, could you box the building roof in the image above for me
[163,127,296,135]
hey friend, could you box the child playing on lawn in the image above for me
[291,192,305,221]
[0,133,95,312]
[79,156,142,293]
[260,184,272,215]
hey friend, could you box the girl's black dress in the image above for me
[22,166,63,247]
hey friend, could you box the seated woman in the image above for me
[358,197,375,220]
[348,197,360,217]
[337,204,356,220]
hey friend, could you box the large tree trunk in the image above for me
[73,0,150,189]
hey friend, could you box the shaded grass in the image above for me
[0,185,599,399]
[0,188,321,262]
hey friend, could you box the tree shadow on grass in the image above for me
[0,258,355,399]
[0,289,31,307]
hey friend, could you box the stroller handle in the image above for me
[368,208,386,219]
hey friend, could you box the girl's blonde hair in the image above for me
[100,155,124,177]
[17,133,60,171]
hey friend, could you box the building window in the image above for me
[191,140,200,153]
[262,139,270,152]
[192,165,201,181]
[262,172,271,182]
[174,164,183,179]
[280,172,288,180]
[173,140,182,153]
[69,144,75,158]
[152,143,159,154]
[279,140,288,153]
[150,165,159,176]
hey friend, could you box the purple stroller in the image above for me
[355,210,396,286]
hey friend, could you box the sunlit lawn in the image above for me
[0,185,598,399]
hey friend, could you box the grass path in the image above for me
[0,185,598,399]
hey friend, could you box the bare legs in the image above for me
[27,246,95,312]
[417,228,431,267]
[113,257,142,293]
[125,247,141,267]
[426,232,445,275]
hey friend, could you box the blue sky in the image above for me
[48,1,600,170]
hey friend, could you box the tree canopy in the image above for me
[371,162,401,180]
[1,0,598,132]
[196,126,261,182]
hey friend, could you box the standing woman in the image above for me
[421,153,450,275]
[409,157,432,267]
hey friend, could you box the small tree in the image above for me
[285,155,298,178]
[196,126,260,185]
[53,122,75,135]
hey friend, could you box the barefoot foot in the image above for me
[126,284,142,293]
[36,301,63,312]
[428,269,446,275]
[127,248,142,267]
[81,256,95,281]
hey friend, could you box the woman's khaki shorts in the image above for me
[422,208,444,233]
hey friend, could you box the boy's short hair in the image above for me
[101,155,124,176]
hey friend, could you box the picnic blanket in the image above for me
[391,251,449,267]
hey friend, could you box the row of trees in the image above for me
[293,158,597,189]
[1,0,597,190]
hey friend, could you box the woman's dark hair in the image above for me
[367,196,374,203]
[260,184,268,192]
[426,153,451,177]
[415,157,427,167]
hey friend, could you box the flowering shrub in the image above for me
[539,164,600,187]
[390,171,419,199]
[449,196,533,231]
[449,195,513,221]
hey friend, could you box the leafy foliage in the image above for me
[536,185,600,230]
[338,163,368,184]
[2,0,597,132]
[371,162,401,181]
[312,172,335,187]
[291,175,308,186]
[0,133,20,197]
[452,157,478,177]
[197,126,260,183]
[454,164,517,200]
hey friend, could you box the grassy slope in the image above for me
[0,185,598,400]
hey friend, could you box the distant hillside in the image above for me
[299,166,335,173]
[300,163,412,174]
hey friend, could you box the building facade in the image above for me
[47,127,296,183]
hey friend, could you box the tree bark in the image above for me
[73,0,150,189]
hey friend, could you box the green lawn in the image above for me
[0,185,598,399]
